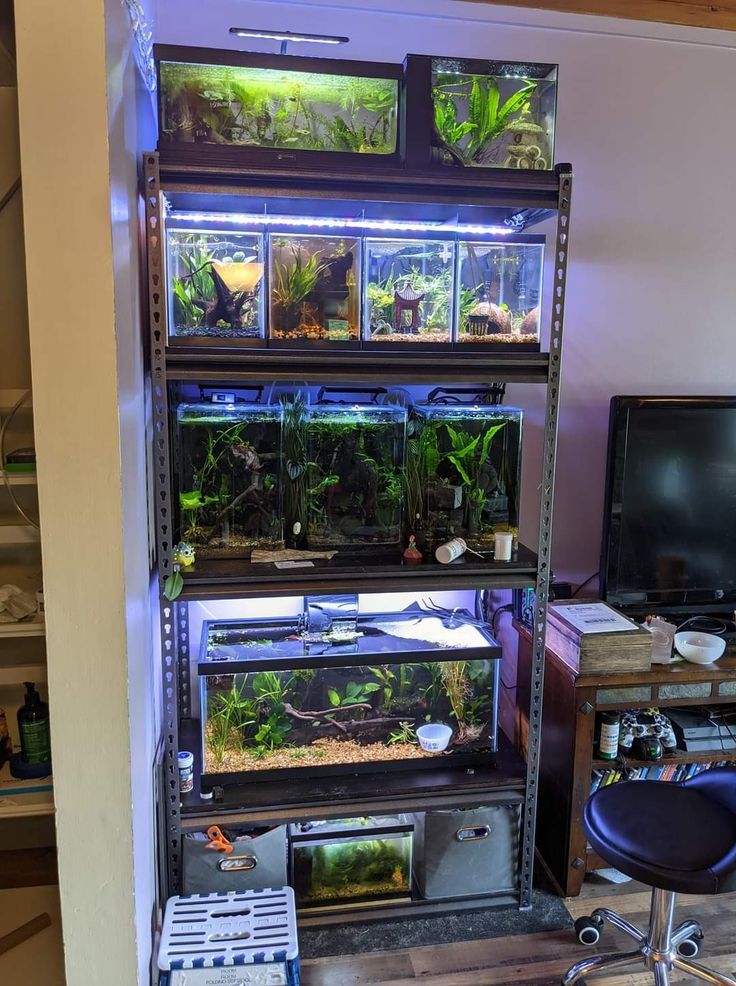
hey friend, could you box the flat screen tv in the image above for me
[600,396,736,614]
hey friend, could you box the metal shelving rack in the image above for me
[145,150,572,914]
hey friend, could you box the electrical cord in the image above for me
[572,571,599,597]
[0,390,40,529]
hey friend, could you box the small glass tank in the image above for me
[289,816,413,907]
[364,238,454,345]
[198,603,501,784]
[408,401,522,551]
[301,400,406,551]
[172,393,283,558]
[269,234,361,345]
[456,238,543,348]
[431,57,557,170]
[166,228,264,342]
[158,57,399,156]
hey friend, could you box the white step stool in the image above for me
[158,887,300,986]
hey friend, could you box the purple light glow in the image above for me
[167,211,513,237]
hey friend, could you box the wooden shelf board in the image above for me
[0,471,37,487]
[592,749,736,770]
[0,619,44,640]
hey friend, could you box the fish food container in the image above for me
[289,815,413,907]
[182,825,289,895]
[158,888,299,986]
[413,798,522,899]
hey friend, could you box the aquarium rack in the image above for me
[144,149,573,918]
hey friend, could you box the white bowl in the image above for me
[674,631,726,665]
[416,723,453,752]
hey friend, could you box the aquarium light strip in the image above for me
[168,212,513,237]
[229,27,349,45]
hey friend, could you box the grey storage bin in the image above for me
[413,800,521,899]
[183,826,288,894]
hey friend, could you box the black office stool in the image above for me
[562,767,736,985]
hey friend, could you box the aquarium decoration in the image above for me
[270,234,361,345]
[173,396,283,559]
[302,400,406,551]
[455,238,544,348]
[166,229,264,342]
[290,816,413,906]
[364,238,454,345]
[408,402,522,551]
[429,57,557,170]
[198,603,501,784]
[157,54,399,157]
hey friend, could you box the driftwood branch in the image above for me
[283,701,373,734]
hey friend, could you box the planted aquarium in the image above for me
[364,238,454,345]
[290,816,413,907]
[408,402,522,551]
[430,57,557,170]
[166,228,264,342]
[157,54,399,156]
[456,239,543,348]
[198,604,501,785]
[302,402,406,550]
[269,234,361,345]
[173,395,283,558]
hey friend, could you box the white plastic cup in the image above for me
[435,537,467,564]
[416,723,453,752]
[494,531,513,562]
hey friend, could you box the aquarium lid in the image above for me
[426,53,558,80]
[414,403,522,419]
[198,610,501,674]
[176,401,281,418]
[288,814,412,842]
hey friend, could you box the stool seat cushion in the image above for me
[584,778,736,894]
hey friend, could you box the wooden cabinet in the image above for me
[515,620,736,897]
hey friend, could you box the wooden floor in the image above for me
[301,877,736,985]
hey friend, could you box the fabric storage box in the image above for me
[413,799,521,899]
[183,825,288,894]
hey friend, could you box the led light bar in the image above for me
[167,211,513,237]
[229,27,349,45]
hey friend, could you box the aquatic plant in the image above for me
[433,75,538,165]
[281,392,308,547]
[388,721,418,746]
[171,239,217,327]
[327,680,381,708]
[208,676,259,763]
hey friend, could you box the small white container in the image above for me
[435,538,467,564]
[674,631,725,665]
[494,531,513,561]
[417,723,453,752]
[178,750,194,793]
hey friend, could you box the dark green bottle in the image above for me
[17,682,50,765]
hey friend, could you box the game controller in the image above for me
[619,710,677,760]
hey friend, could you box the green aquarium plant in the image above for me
[281,392,308,547]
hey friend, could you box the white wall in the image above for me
[157,0,736,589]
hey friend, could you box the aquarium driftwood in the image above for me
[250,548,338,563]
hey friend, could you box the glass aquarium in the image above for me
[290,816,413,907]
[430,57,557,170]
[408,403,522,551]
[456,238,543,348]
[269,234,361,345]
[173,396,283,559]
[302,402,406,550]
[364,238,454,345]
[157,55,399,156]
[166,228,264,342]
[198,605,501,784]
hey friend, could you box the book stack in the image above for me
[591,759,736,794]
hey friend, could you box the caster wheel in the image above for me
[575,915,602,946]
[677,935,703,959]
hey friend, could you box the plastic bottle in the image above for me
[598,711,620,760]
[178,751,194,793]
[17,682,51,765]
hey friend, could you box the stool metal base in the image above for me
[562,888,736,986]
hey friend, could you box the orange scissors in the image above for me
[206,825,233,854]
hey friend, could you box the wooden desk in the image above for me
[515,621,736,897]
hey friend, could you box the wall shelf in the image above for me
[0,472,37,487]
[0,762,53,820]
[0,620,44,640]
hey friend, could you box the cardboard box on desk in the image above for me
[547,599,653,674]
